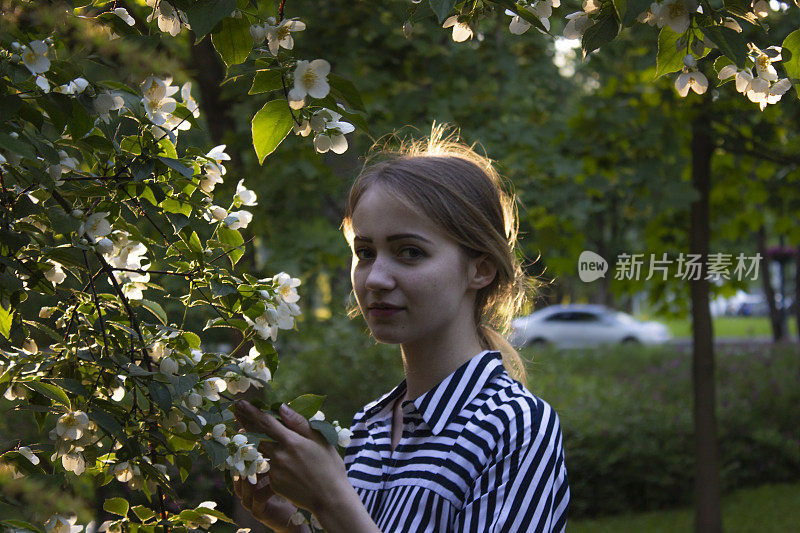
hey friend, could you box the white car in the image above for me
[509,304,672,348]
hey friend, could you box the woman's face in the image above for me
[349,183,482,348]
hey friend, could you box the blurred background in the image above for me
[2,1,798,531]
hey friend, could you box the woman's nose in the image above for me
[364,255,395,291]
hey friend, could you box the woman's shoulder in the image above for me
[470,370,563,447]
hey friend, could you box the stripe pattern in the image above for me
[344,350,569,532]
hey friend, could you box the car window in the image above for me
[545,312,572,321]
[572,312,601,322]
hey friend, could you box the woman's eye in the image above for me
[354,248,374,260]
[398,247,424,260]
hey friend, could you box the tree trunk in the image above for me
[189,36,229,147]
[690,104,722,533]
[795,245,800,341]
[756,227,785,342]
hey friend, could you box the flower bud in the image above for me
[403,21,413,38]
[72,209,84,218]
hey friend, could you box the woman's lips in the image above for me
[368,306,403,317]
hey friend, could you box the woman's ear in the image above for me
[468,254,498,291]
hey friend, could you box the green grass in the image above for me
[655,316,798,339]
[570,483,800,533]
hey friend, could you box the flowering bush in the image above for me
[0,1,363,531]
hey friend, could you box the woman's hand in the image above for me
[233,473,300,533]
[234,400,351,518]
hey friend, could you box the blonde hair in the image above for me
[341,125,533,387]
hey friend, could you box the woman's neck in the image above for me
[399,333,485,401]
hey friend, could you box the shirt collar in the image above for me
[364,350,506,435]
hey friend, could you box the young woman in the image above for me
[234,129,569,532]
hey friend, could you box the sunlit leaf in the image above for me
[251,99,294,164]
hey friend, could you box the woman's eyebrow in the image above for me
[353,233,433,244]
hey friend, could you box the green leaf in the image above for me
[182,331,201,349]
[581,12,620,57]
[161,198,193,216]
[0,450,46,475]
[22,380,71,409]
[194,507,235,523]
[429,0,456,23]
[249,69,284,95]
[0,304,13,340]
[310,419,340,447]
[157,156,194,178]
[201,439,228,468]
[0,519,43,533]
[186,0,236,41]
[211,15,253,67]
[782,29,800,99]
[131,505,157,522]
[0,132,36,159]
[0,94,23,123]
[217,226,245,266]
[287,394,326,419]
[251,99,294,164]
[211,280,238,297]
[188,231,203,255]
[612,0,652,26]
[140,299,168,325]
[656,26,684,78]
[148,380,172,412]
[329,74,366,112]
[104,497,130,517]
[68,99,93,139]
[165,213,191,234]
[700,25,747,68]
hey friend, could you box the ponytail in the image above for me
[480,326,528,388]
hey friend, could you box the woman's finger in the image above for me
[239,475,255,509]
[258,440,279,457]
[235,400,291,445]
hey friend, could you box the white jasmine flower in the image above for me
[45,262,66,285]
[114,461,135,482]
[751,44,782,82]
[235,179,258,206]
[206,205,228,222]
[114,7,135,26]
[140,76,178,126]
[146,0,182,36]
[223,210,253,230]
[201,377,227,401]
[273,272,301,303]
[56,410,91,441]
[719,65,754,94]
[563,11,592,40]
[181,82,200,118]
[310,410,325,422]
[287,59,331,107]
[35,75,50,93]
[4,384,28,401]
[250,23,267,44]
[61,452,85,475]
[243,314,278,342]
[336,426,353,447]
[267,18,306,56]
[94,92,125,123]
[159,356,179,376]
[200,144,230,193]
[44,514,82,533]
[442,16,473,42]
[675,68,708,96]
[21,40,50,75]
[18,446,40,465]
[80,212,112,242]
[293,119,312,136]
[95,237,114,254]
[655,0,697,34]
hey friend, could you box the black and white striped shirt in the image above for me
[344,350,569,532]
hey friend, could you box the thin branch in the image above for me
[83,251,111,359]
